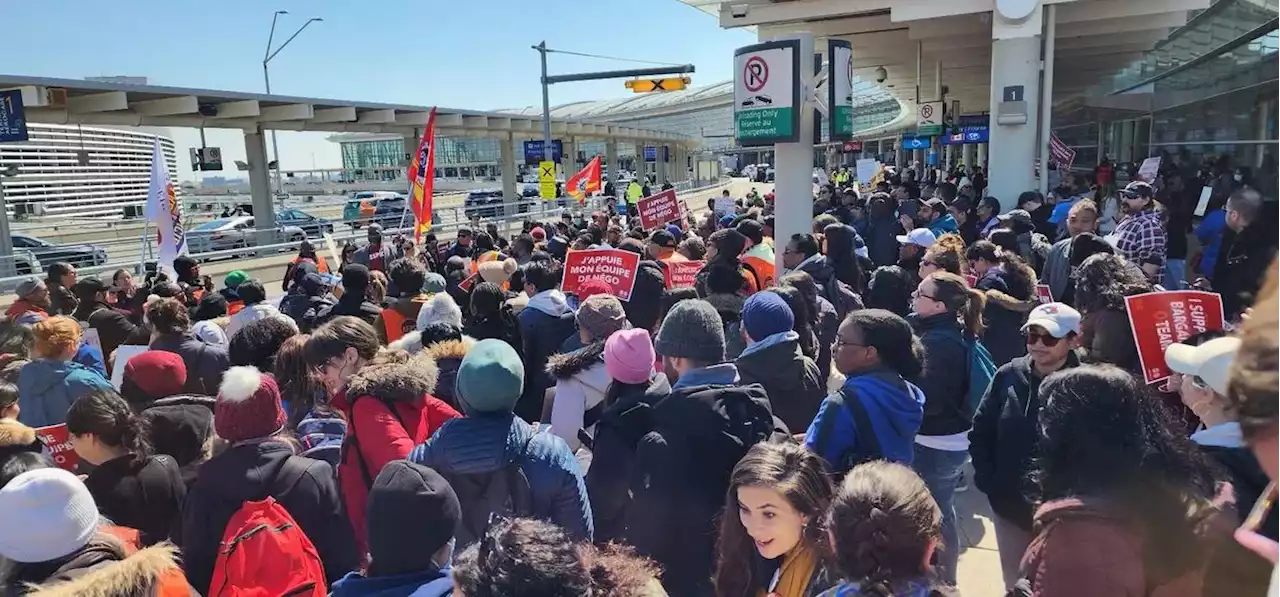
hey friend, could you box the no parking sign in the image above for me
[733,40,801,146]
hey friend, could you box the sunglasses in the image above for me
[1024,331,1064,347]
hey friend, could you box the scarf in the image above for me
[758,543,818,597]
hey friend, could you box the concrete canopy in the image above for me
[678,0,1206,125]
[0,74,694,145]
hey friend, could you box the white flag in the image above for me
[145,140,186,278]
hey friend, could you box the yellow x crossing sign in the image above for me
[625,77,691,93]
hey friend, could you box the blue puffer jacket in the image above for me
[17,359,113,428]
[409,413,593,543]
[330,567,453,597]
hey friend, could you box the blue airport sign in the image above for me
[0,90,29,143]
[901,135,932,150]
[644,146,658,162]
[942,115,989,145]
[523,139,563,163]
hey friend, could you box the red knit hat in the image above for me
[123,351,187,399]
[576,279,613,301]
[215,367,286,442]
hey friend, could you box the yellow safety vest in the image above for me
[626,183,643,204]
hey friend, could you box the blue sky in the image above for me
[8,0,754,180]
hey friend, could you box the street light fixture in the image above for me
[263,11,322,197]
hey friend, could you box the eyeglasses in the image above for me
[911,288,941,302]
[921,260,939,268]
[1024,331,1063,347]
[833,337,867,349]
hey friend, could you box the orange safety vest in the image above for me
[381,308,416,343]
[740,267,759,296]
[293,254,331,274]
[741,256,776,291]
[227,300,245,316]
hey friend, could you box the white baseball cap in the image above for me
[1165,336,1240,396]
[895,228,937,248]
[1020,302,1082,338]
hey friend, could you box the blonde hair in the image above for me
[32,316,82,359]
[927,233,969,276]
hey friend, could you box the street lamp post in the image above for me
[263,10,322,199]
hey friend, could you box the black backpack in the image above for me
[449,432,537,547]
[815,386,883,476]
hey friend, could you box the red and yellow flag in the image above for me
[565,155,602,203]
[408,108,438,242]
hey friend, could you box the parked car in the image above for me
[464,189,506,219]
[186,216,306,258]
[11,234,108,270]
[276,208,334,237]
[344,191,406,228]
[9,250,43,276]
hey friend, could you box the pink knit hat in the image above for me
[604,328,656,385]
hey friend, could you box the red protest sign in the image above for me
[637,189,682,231]
[964,274,978,287]
[562,249,641,301]
[1125,290,1225,385]
[458,272,481,293]
[35,424,79,471]
[1035,284,1054,304]
[664,260,704,289]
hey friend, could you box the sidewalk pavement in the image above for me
[956,473,1007,597]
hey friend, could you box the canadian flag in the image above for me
[565,156,602,203]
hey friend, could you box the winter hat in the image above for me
[214,366,286,442]
[666,224,683,243]
[742,291,795,341]
[605,328,656,385]
[0,468,98,563]
[122,350,188,403]
[576,279,613,301]
[655,299,726,363]
[577,294,628,341]
[417,292,463,331]
[367,460,462,576]
[423,272,447,294]
[455,339,524,415]
[140,401,215,467]
[479,258,518,285]
[224,270,249,289]
[15,278,46,300]
[530,226,547,242]
[342,264,372,295]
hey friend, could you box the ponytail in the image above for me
[960,286,987,338]
[927,272,986,338]
[66,389,151,456]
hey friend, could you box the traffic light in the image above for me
[624,77,691,93]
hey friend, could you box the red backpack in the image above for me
[208,461,327,597]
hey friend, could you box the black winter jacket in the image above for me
[175,441,359,594]
[74,301,142,360]
[149,332,230,396]
[975,269,1038,368]
[280,289,337,333]
[314,294,383,328]
[969,353,1079,529]
[736,336,824,433]
[1211,213,1278,320]
[624,381,774,597]
[517,294,577,423]
[912,312,974,437]
[585,373,671,544]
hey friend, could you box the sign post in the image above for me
[827,39,853,140]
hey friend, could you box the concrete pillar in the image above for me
[895,140,906,170]
[945,144,955,172]
[1118,120,1134,164]
[772,32,816,277]
[656,145,669,186]
[244,127,276,252]
[977,143,988,171]
[500,133,517,217]
[987,35,1041,211]
[962,144,976,171]
[605,139,619,197]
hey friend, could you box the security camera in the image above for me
[730,4,749,18]
[874,66,888,83]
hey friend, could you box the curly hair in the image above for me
[826,461,941,596]
[148,297,190,335]
[927,233,969,276]
[1073,253,1153,313]
[228,317,298,373]
[32,316,82,359]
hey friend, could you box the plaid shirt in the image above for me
[1114,207,1167,277]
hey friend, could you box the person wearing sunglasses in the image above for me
[969,302,1082,588]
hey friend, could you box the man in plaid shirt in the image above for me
[1112,181,1167,283]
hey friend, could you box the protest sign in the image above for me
[35,424,79,471]
[1035,284,1054,304]
[664,260,704,289]
[637,189,682,230]
[1125,290,1225,385]
[964,274,978,287]
[458,272,481,293]
[1193,186,1213,217]
[82,327,103,357]
[714,196,735,216]
[562,249,641,301]
[1136,156,1161,183]
[855,158,879,186]
[110,345,150,389]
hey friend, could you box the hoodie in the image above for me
[5,299,48,325]
[225,302,297,339]
[927,212,959,237]
[516,289,576,423]
[804,369,925,473]
[17,359,114,428]
[624,363,775,596]
[738,331,825,433]
[279,274,337,333]
[330,567,454,597]
[547,341,611,452]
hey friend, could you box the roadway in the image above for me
[0,178,772,308]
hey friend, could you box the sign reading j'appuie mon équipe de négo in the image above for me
[734,40,801,146]
[827,39,854,140]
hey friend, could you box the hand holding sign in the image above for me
[1125,290,1225,385]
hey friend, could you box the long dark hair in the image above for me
[780,271,822,330]
[277,335,332,428]
[845,309,923,378]
[66,389,151,456]
[827,461,941,596]
[1036,365,1220,583]
[823,223,865,293]
[713,441,834,597]
[965,240,1036,301]
[46,262,74,287]
[770,286,817,359]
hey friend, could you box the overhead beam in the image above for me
[67,91,128,113]
[311,107,357,123]
[758,13,899,38]
[463,115,488,129]
[436,113,464,128]
[395,112,430,126]
[908,14,991,39]
[131,95,198,116]
[719,0,891,28]
[357,109,396,124]
[1057,12,1186,37]
[1058,30,1166,50]
[259,103,314,121]
[208,100,260,119]
[1057,0,1208,24]
[1057,42,1156,58]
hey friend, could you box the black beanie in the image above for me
[342,264,371,294]
[367,460,461,577]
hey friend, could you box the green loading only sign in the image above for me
[733,40,801,146]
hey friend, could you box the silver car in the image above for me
[186,216,306,259]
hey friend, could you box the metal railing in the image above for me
[0,177,731,288]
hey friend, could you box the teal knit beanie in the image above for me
[455,339,524,415]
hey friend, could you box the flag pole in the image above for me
[137,221,150,277]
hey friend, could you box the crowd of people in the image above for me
[0,160,1275,597]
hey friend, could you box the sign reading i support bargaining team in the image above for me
[562,249,642,301]
[1125,290,1225,385]
[637,189,683,230]
[734,40,801,146]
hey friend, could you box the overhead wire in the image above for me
[543,47,686,67]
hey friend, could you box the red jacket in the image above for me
[333,352,461,556]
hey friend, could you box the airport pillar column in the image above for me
[244,127,277,254]
[977,143,988,170]
[605,139,619,201]
[769,32,816,277]
[962,144,976,172]
[500,133,518,218]
[656,145,669,186]
[986,3,1044,211]
[945,144,955,172]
